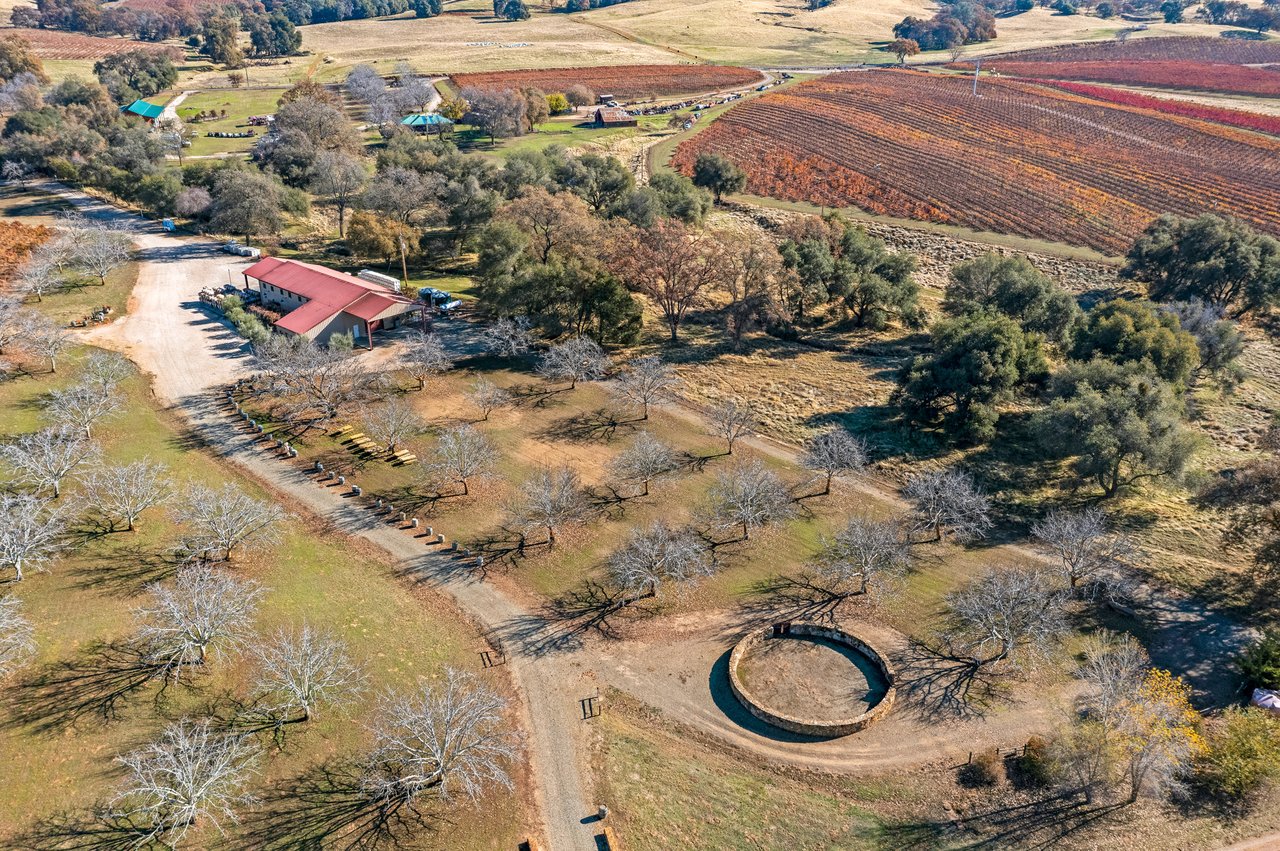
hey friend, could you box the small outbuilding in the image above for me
[401,113,454,134]
[121,99,165,123]
[592,107,637,128]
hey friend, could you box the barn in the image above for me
[241,257,421,350]
[592,107,637,128]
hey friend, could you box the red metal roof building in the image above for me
[242,257,421,349]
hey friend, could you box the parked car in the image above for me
[221,242,242,254]
[238,246,261,259]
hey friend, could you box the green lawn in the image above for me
[172,88,288,158]
[0,349,529,849]
[452,113,668,158]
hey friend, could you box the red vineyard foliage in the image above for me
[967,60,1280,97]
[993,35,1280,64]
[0,221,51,284]
[672,69,1280,255]
[1029,79,1280,136]
[7,27,179,59]
[449,65,765,101]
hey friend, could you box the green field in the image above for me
[173,88,288,158]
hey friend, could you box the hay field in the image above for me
[299,10,681,80]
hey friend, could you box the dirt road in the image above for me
[47,184,600,851]
[48,182,1258,847]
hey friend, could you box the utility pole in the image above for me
[973,58,982,97]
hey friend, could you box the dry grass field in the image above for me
[298,10,681,81]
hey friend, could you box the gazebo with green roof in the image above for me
[401,113,453,134]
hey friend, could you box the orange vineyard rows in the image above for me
[449,65,764,101]
[672,70,1280,255]
[992,35,1280,65]
[970,60,1280,98]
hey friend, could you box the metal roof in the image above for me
[122,99,165,120]
[243,257,415,335]
[401,113,453,127]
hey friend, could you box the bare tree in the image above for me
[400,331,452,392]
[135,564,264,676]
[43,380,123,437]
[817,513,912,597]
[71,222,134,286]
[82,458,172,531]
[255,337,376,426]
[707,460,794,541]
[610,431,676,497]
[362,667,518,805]
[81,350,133,389]
[1078,630,1150,726]
[943,566,1067,669]
[26,321,71,373]
[14,252,62,302]
[0,594,36,676]
[1032,507,1137,591]
[904,468,993,543]
[309,150,368,238]
[0,302,38,355]
[111,718,259,847]
[0,493,72,581]
[513,466,587,547]
[428,425,498,496]
[361,397,422,455]
[480,317,534,358]
[156,115,192,165]
[608,522,713,602]
[802,428,868,495]
[708,398,756,455]
[172,482,284,562]
[0,425,100,497]
[467,379,511,421]
[537,335,610,390]
[611,356,679,421]
[252,623,362,723]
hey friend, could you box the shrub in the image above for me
[1196,708,1280,801]
[1014,735,1054,788]
[961,748,1007,787]
[1237,628,1280,690]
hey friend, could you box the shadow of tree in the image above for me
[738,572,853,624]
[4,640,180,734]
[884,791,1126,850]
[230,759,447,851]
[3,810,157,851]
[891,639,1011,722]
[539,408,637,444]
[64,543,181,597]
[505,381,567,409]
[496,581,656,657]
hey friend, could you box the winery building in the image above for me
[241,257,420,349]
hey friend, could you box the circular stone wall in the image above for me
[728,624,896,737]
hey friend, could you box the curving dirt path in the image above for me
[42,183,600,851]
[39,181,1259,848]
